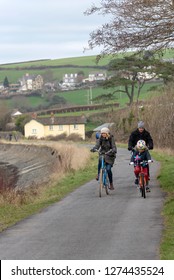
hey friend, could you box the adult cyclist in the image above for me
[128,121,153,151]
[91,127,117,190]
[128,121,153,183]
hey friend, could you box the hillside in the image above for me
[1,49,174,83]
[0,51,171,113]
[0,55,111,84]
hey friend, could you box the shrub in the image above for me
[66,133,83,142]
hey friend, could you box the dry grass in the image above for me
[36,141,90,171]
[107,84,174,151]
[0,185,39,206]
[153,147,174,157]
[0,141,90,206]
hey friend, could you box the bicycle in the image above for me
[130,159,152,199]
[93,149,110,197]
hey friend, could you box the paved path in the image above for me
[0,148,164,259]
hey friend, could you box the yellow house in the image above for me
[24,116,86,140]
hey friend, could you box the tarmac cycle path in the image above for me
[0,148,164,259]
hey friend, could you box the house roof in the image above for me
[93,123,115,132]
[33,116,86,125]
[11,110,22,116]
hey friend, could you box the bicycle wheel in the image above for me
[141,174,146,198]
[104,170,109,195]
[99,169,104,197]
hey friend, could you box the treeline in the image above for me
[0,65,107,71]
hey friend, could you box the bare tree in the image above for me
[85,0,174,57]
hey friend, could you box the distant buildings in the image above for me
[19,73,43,91]
[60,71,107,90]
[0,73,44,96]
[0,70,108,96]
[88,72,107,82]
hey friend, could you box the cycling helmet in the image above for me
[137,140,146,150]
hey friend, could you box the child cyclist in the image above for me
[91,127,117,190]
[130,140,152,192]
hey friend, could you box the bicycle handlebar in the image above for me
[129,160,153,166]
[91,148,113,155]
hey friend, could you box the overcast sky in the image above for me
[0,0,105,64]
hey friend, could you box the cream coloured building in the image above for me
[24,116,86,140]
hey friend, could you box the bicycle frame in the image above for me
[94,150,109,197]
[98,154,109,197]
[138,164,148,186]
[133,159,149,198]
[138,164,148,198]
[100,155,109,187]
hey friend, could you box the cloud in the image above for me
[0,0,103,64]
[0,41,102,64]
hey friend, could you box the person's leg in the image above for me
[147,164,150,179]
[96,157,101,180]
[144,166,151,191]
[134,165,140,185]
[106,163,114,189]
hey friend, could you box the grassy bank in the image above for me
[151,149,174,260]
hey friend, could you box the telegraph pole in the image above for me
[89,86,93,105]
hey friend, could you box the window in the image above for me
[32,129,37,134]
[49,125,54,131]
[73,124,78,130]
[58,125,63,131]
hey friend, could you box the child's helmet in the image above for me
[137,140,146,150]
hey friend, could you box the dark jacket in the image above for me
[93,135,117,165]
[128,129,153,150]
[131,149,151,163]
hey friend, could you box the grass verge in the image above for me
[151,149,174,260]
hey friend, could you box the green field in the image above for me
[0,54,111,84]
[56,82,162,106]
[1,48,174,84]
[0,54,114,68]
[0,81,162,113]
